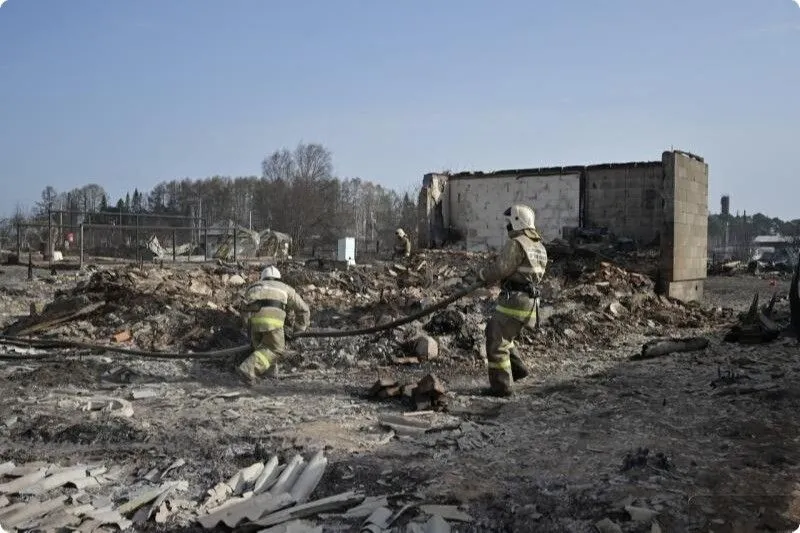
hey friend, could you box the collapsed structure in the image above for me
[417,149,708,302]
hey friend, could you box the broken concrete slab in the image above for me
[197,491,293,529]
[255,491,365,528]
[413,335,439,360]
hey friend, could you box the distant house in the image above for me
[752,235,798,262]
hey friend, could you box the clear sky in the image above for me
[0,0,798,219]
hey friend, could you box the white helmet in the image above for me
[260,265,281,280]
[504,204,536,232]
[396,228,406,238]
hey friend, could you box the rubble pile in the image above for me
[524,262,729,348]
[3,266,250,351]
[1,248,724,358]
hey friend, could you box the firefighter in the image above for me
[394,228,411,259]
[237,266,310,385]
[473,204,548,397]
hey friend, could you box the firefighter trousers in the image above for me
[238,328,285,380]
[485,290,537,396]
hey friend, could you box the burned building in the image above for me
[418,149,708,302]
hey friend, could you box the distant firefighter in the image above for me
[393,228,411,259]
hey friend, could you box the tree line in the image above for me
[0,143,419,251]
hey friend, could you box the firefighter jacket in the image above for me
[478,229,548,287]
[394,235,411,258]
[241,279,310,335]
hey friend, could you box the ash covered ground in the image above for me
[0,251,798,532]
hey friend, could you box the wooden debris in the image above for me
[255,491,365,528]
[634,337,709,360]
[4,301,105,337]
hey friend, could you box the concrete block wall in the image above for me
[447,173,581,250]
[659,151,709,302]
[584,163,664,244]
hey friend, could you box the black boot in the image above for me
[510,353,530,382]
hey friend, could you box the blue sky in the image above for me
[0,0,798,219]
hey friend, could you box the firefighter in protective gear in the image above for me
[237,265,310,385]
[474,204,548,397]
[393,228,411,259]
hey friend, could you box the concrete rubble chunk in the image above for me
[253,456,281,494]
[83,397,134,418]
[288,451,328,504]
[130,389,158,400]
[418,505,473,522]
[198,491,293,529]
[255,491,365,528]
[413,335,439,360]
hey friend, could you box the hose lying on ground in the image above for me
[288,281,486,339]
[0,281,486,360]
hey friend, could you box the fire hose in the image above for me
[0,281,487,361]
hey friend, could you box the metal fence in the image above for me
[11,210,208,267]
